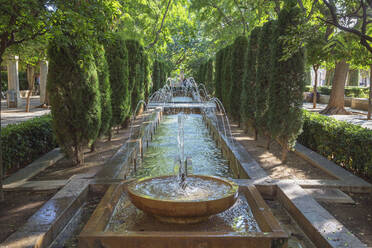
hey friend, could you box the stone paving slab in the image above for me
[1,96,50,127]
[277,183,366,248]
[303,188,355,204]
[294,143,371,190]
[3,180,68,191]
[3,148,64,188]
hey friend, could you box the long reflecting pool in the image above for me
[133,114,233,179]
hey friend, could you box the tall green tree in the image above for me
[231,36,248,123]
[215,50,224,99]
[152,60,161,92]
[91,45,112,151]
[255,21,274,147]
[47,36,101,165]
[205,59,214,95]
[267,0,305,162]
[241,28,260,137]
[106,33,130,129]
[221,45,233,113]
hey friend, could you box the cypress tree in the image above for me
[255,21,274,146]
[151,60,158,92]
[94,45,112,146]
[160,61,166,87]
[143,52,151,102]
[205,59,214,94]
[125,39,143,112]
[222,45,233,113]
[215,50,224,99]
[48,37,101,165]
[231,36,248,122]
[268,0,305,162]
[105,33,130,127]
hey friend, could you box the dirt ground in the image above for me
[33,128,130,180]
[319,193,372,247]
[230,122,335,180]
[0,190,57,243]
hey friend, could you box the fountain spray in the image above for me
[177,112,187,189]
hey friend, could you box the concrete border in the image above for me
[2,179,90,248]
[4,148,64,189]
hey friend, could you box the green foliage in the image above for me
[268,2,305,148]
[1,71,6,91]
[241,28,260,125]
[48,36,101,163]
[125,39,146,112]
[230,36,248,122]
[152,59,167,92]
[214,50,224,99]
[105,33,130,126]
[304,85,312,92]
[1,115,56,174]
[221,45,233,113]
[143,52,151,101]
[95,45,112,137]
[205,59,214,94]
[347,69,359,86]
[298,110,372,178]
[318,86,369,98]
[255,22,273,134]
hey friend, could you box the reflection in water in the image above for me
[133,114,233,179]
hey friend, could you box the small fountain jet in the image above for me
[177,112,188,189]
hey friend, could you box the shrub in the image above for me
[298,110,372,178]
[1,115,56,174]
[318,86,369,98]
[48,36,101,165]
[105,33,131,126]
[230,36,248,122]
[268,0,305,161]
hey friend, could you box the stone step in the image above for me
[304,188,355,204]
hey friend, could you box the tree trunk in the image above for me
[90,141,96,152]
[368,65,372,120]
[73,145,84,165]
[280,140,289,163]
[313,65,319,108]
[26,64,35,112]
[0,56,3,203]
[320,60,350,115]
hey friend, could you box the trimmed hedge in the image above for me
[298,110,372,178]
[1,115,56,174]
[315,86,369,98]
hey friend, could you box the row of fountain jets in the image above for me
[130,76,236,188]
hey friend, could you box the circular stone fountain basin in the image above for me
[127,175,239,224]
